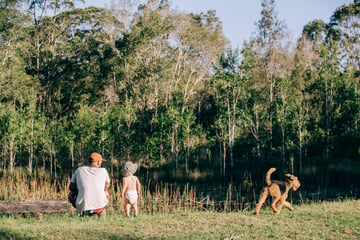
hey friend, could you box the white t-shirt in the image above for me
[70,166,110,212]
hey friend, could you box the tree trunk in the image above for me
[9,135,15,171]
[28,118,34,173]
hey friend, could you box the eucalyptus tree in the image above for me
[211,48,248,178]
[255,1,294,165]
[23,0,82,76]
[319,41,342,162]
[164,9,226,173]
[108,0,140,32]
[300,7,360,184]
[246,0,290,161]
[0,1,44,172]
[19,2,123,173]
[291,36,319,174]
[182,109,204,175]
[330,0,360,71]
[0,2,33,107]
[301,20,327,154]
[118,98,137,161]
[118,2,227,114]
[239,43,265,159]
[0,85,40,173]
[0,108,22,171]
[168,9,227,114]
[302,18,342,163]
[35,7,121,117]
[273,43,294,167]
[113,0,175,168]
[116,0,174,113]
[71,105,98,165]
[329,0,360,133]
[115,0,227,174]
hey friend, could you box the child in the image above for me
[121,161,141,217]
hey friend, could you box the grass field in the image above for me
[0,199,359,239]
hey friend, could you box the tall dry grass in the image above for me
[0,168,69,200]
[0,168,252,214]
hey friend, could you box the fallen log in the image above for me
[0,200,73,217]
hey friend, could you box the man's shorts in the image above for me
[68,190,110,216]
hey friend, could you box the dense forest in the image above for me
[0,0,359,196]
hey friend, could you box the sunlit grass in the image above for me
[0,200,359,239]
[1,168,359,239]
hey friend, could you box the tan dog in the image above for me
[255,167,300,215]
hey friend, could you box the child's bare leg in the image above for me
[125,203,131,216]
[125,199,131,217]
[133,203,138,216]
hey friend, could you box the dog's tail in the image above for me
[265,168,276,186]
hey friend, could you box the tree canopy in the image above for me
[0,0,359,191]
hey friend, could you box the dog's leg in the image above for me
[255,188,268,215]
[276,199,285,214]
[276,188,291,213]
[271,196,281,214]
[282,200,294,211]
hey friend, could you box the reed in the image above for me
[0,168,68,201]
[1,168,252,214]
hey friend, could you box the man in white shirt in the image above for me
[69,152,110,217]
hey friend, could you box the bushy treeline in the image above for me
[0,0,359,191]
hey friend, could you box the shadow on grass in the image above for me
[0,229,29,240]
[106,235,138,240]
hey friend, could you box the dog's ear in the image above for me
[285,174,292,179]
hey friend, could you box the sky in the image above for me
[79,0,354,48]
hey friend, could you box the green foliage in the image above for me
[0,0,359,191]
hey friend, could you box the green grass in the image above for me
[0,199,359,239]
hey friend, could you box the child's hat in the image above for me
[121,161,138,177]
